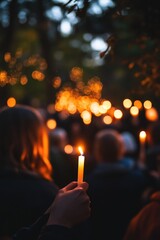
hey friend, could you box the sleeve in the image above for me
[38,225,73,240]
[13,213,49,240]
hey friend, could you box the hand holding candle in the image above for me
[78,146,85,183]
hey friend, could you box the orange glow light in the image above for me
[145,108,159,122]
[81,110,91,120]
[20,75,28,85]
[7,97,16,108]
[123,99,132,109]
[103,115,112,125]
[99,105,107,114]
[130,106,139,116]
[78,146,83,155]
[134,100,142,109]
[139,131,147,143]
[4,52,11,62]
[90,102,99,115]
[64,145,73,154]
[52,77,61,88]
[46,119,57,130]
[102,100,112,110]
[32,71,45,81]
[144,100,152,110]
[114,109,123,119]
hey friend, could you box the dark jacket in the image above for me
[0,169,58,237]
[124,191,160,240]
[147,145,160,171]
[87,160,152,240]
[13,213,72,240]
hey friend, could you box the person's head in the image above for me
[0,105,52,180]
[121,132,137,156]
[94,129,124,163]
[49,128,68,151]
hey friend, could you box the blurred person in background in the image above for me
[121,131,138,160]
[0,105,58,239]
[146,121,160,179]
[87,129,152,240]
[49,128,76,188]
[124,191,160,240]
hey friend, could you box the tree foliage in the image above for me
[0,0,160,106]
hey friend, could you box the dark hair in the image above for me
[0,105,52,180]
[95,129,124,162]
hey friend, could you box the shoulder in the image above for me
[0,170,58,197]
[124,191,160,240]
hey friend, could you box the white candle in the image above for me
[139,131,146,144]
[78,146,85,183]
[139,130,147,165]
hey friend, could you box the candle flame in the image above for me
[78,146,83,155]
[139,131,146,139]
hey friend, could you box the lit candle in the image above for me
[139,131,146,144]
[78,146,85,183]
[139,131,147,165]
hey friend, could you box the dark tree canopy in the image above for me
[0,0,160,106]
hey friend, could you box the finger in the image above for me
[62,181,78,192]
[78,182,89,191]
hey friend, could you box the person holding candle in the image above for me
[87,129,152,240]
[0,105,58,239]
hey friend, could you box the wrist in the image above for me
[47,217,72,228]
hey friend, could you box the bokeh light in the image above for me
[46,119,57,130]
[139,131,146,143]
[103,115,112,124]
[60,19,72,37]
[91,37,108,51]
[99,105,107,114]
[70,67,83,81]
[143,100,152,110]
[64,144,73,154]
[4,52,11,62]
[20,75,28,85]
[32,71,45,81]
[134,100,142,109]
[90,102,99,115]
[114,109,123,119]
[81,110,92,125]
[7,97,16,108]
[52,76,61,88]
[130,106,139,116]
[123,99,132,109]
[102,100,112,110]
[145,108,159,121]
[0,71,8,86]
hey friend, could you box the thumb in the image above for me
[78,182,89,191]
